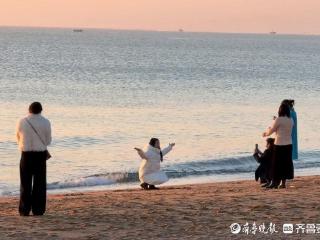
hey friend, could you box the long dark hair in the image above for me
[278,103,291,118]
[149,138,163,162]
[289,99,295,108]
[281,99,295,109]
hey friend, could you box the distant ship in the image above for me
[178,29,184,33]
[270,31,277,35]
[73,29,83,33]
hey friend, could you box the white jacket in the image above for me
[16,114,52,152]
[139,145,172,185]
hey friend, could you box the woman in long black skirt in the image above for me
[263,103,294,189]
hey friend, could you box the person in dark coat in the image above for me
[253,138,275,187]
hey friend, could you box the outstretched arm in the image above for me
[162,143,175,156]
[134,148,147,159]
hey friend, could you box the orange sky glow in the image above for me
[1,0,320,34]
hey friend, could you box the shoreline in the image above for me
[1,175,320,239]
[1,167,320,198]
[2,165,319,198]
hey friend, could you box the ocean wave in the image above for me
[46,151,320,191]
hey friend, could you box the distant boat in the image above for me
[270,31,277,35]
[73,29,83,33]
[178,29,184,33]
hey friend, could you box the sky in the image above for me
[0,0,320,34]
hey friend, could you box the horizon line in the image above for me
[0,24,319,37]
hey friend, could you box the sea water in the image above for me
[0,27,319,195]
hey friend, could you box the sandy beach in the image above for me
[1,175,320,239]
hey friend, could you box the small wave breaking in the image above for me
[46,151,320,191]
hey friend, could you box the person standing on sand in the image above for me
[282,99,298,160]
[16,102,52,216]
[263,103,294,189]
[135,138,175,190]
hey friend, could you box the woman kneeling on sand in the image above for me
[135,138,175,190]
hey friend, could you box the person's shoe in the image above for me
[260,180,268,184]
[140,183,149,190]
[19,212,30,216]
[261,182,270,188]
[266,183,279,189]
[33,213,45,216]
[148,185,159,190]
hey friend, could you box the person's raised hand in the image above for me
[134,147,142,152]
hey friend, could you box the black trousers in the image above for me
[271,145,294,182]
[19,151,47,216]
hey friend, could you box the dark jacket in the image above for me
[253,148,273,182]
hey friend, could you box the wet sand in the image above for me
[1,175,320,239]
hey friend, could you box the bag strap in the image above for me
[25,118,46,146]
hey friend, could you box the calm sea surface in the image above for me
[0,27,320,195]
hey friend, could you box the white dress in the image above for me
[139,145,172,185]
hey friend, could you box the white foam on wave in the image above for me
[1,151,320,196]
[47,176,116,190]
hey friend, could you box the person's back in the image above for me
[16,102,52,216]
[17,114,51,152]
[272,116,293,146]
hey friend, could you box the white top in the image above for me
[16,114,52,152]
[265,116,294,146]
[139,145,172,183]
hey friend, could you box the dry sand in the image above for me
[1,175,320,239]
